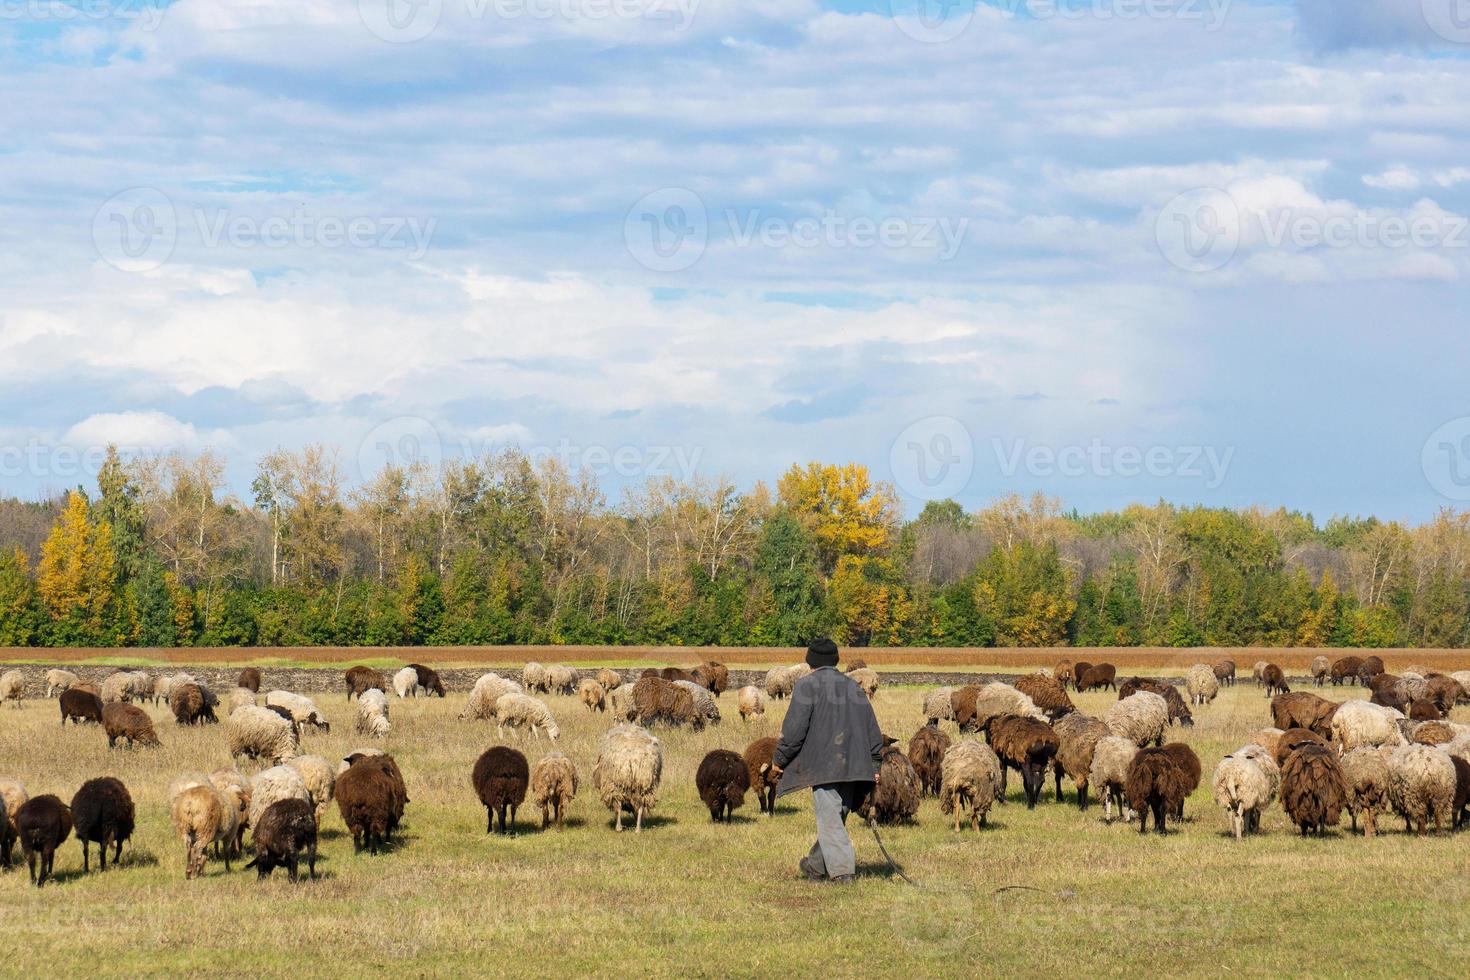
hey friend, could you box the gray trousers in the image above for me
[805,783,865,879]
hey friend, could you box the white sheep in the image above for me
[593,723,663,832]
[1310,655,1331,686]
[606,683,636,722]
[522,662,548,693]
[938,739,1003,832]
[226,687,257,714]
[1089,736,1139,823]
[101,670,149,704]
[546,664,578,695]
[155,672,197,707]
[392,666,420,699]
[1385,744,1456,835]
[1212,748,1278,839]
[44,669,78,698]
[1339,747,1391,837]
[172,784,230,878]
[0,670,25,707]
[264,690,331,733]
[459,673,522,721]
[1330,700,1407,753]
[764,666,795,700]
[355,689,391,738]
[923,686,958,723]
[227,705,301,766]
[248,765,312,830]
[672,680,721,726]
[1185,664,1219,706]
[578,678,606,713]
[848,668,880,699]
[285,754,336,828]
[961,683,1046,731]
[737,685,766,722]
[1104,691,1169,748]
[494,692,560,741]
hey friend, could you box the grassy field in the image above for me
[1,670,1467,978]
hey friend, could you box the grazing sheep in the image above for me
[593,724,663,833]
[1118,678,1194,728]
[15,795,71,887]
[354,689,391,739]
[102,702,159,749]
[1252,660,1269,687]
[1330,700,1408,753]
[1077,664,1117,692]
[1339,747,1391,837]
[409,663,446,697]
[522,662,548,693]
[225,687,257,715]
[0,778,27,868]
[695,749,750,823]
[1424,675,1464,715]
[984,715,1060,809]
[653,666,700,685]
[235,667,262,693]
[1280,743,1348,835]
[672,680,722,726]
[1212,748,1278,839]
[546,664,578,695]
[1053,713,1110,809]
[1185,664,1219,707]
[248,763,314,833]
[1393,675,1430,705]
[171,683,217,725]
[100,670,149,704]
[247,798,318,881]
[229,705,301,766]
[1385,745,1456,836]
[459,673,522,722]
[343,665,386,701]
[743,737,780,817]
[693,661,729,695]
[285,755,336,828]
[1071,661,1093,691]
[764,666,797,700]
[1161,742,1202,819]
[531,753,578,830]
[494,692,561,741]
[70,777,133,874]
[938,739,1002,832]
[392,666,420,699]
[171,785,228,879]
[923,686,958,724]
[472,746,530,834]
[1451,671,1470,700]
[737,685,767,722]
[596,668,623,692]
[848,668,880,700]
[578,678,606,713]
[335,753,408,854]
[1054,660,1074,689]
[1013,673,1075,720]
[1357,656,1386,685]
[1126,747,1190,834]
[1271,692,1341,740]
[1330,655,1363,686]
[1274,728,1330,768]
[632,675,703,731]
[1261,664,1289,698]
[858,745,921,825]
[44,669,78,698]
[1105,691,1169,748]
[1310,656,1330,687]
[0,669,25,707]
[907,723,952,797]
[953,683,1045,733]
[1090,736,1139,823]
[1213,659,1237,687]
[264,690,331,733]
[606,682,637,722]
[60,687,104,726]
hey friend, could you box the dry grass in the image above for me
[0,670,1467,977]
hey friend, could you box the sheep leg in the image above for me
[1054,765,1063,803]
[26,849,36,885]
[635,806,644,834]
[1152,799,1168,835]
[307,842,317,879]
[486,807,494,834]
[615,807,623,833]
[1078,781,1089,812]
[286,854,298,882]
[81,840,90,873]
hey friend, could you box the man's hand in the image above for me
[873,771,881,786]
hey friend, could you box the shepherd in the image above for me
[768,638,886,884]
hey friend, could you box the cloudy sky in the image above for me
[1,0,1468,520]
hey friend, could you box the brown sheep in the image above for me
[1213,659,1236,687]
[409,663,447,697]
[743,737,780,817]
[1280,743,1348,835]
[1071,661,1093,691]
[653,666,699,685]
[102,703,159,749]
[1118,678,1193,728]
[1270,692,1340,740]
[845,659,869,672]
[857,745,920,825]
[530,753,578,830]
[596,668,623,692]
[1160,742,1201,820]
[171,683,217,725]
[1330,655,1363,686]
[1077,664,1117,693]
[631,675,704,731]
[907,723,951,797]
[1125,747,1189,834]
[1053,713,1110,809]
[1261,663,1289,698]
[237,668,262,693]
[1453,757,1470,831]
[344,666,387,701]
[15,795,72,887]
[1054,660,1074,689]
[59,687,104,726]
[1013,673,1075,721]
[336,753,408,854]
[1274,728,1330,768]
[247,798,317,881]
[70,777,134,873]
[1424,675,1463,715]
[471,746,529,835]
[984,715,1060,809]
[1356,656,1385,685]
[1409,699,1443,721]
[695,749,750,822]
[693,662,729,695]
[1412,721,1455,746]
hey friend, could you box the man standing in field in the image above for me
[769,638,886,884]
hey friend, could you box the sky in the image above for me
[1,0,1469,521]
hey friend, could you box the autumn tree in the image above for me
[37,491,119,644]
[776,462,899,574]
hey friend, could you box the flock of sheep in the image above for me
[1,652,1468,888]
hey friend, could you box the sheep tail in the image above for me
[866,812,919,887]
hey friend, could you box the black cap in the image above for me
[805,638,839,669]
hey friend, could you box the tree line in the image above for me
[0,445,1466,649]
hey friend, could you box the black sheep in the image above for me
[15,795,72,887]
[984,715,1060,809]
[1125,747,1189,835]
[907,723,951,797]
[59,688,104,726]
[695,749,749,822]
[409,664,447,697]
[1261,664,1290,698]
[336,754,408,854]
[70,777,134,873]
[472,746,530,835]
[247,798,318,881]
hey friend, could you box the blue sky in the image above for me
[1,0,1468,520]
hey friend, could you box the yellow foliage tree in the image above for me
[828,556,911,647]
[776,462,899,573]
[37,491,118,636]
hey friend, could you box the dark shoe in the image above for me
[831,874,856,884]
[798,857,825,882]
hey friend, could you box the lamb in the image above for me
[1385,744,1456,836]
[596,668,623,692]
[954,683,1045,732]
[923,686,958,724]
[1118,678,1193,728]
[171,682,217,725]
[472,746,530,834]
[69,777,133,874]
[983,715,1059,808]
[858,745,921,824]
[1105,691,1169,748]
[522,662,548,693]
[1089,736,1139,823]
[1013,673,1075,720]
[631,675,703,731]
[494,692,561,741]
[1161,742,1202,819]
[1213,659,1236,687]
[1271,692,1341,740]
[907,723,952,797]
[938,739,1002,832]
[743,737,780,817]
[695,749,750,822]
[354,689,391,739]
[392,666,420,699]
[244,798,318,881]
[1185,664,1219,706]
[1212,747,1279,839]
[1330,700,1408,753]
[0,669,24,707]
[1310,655,1330,686]
[1339,747,1391,837]
[335,753,408,854]
[0,778,27,868]
[459,673,522,721]
[593,723,663,832]
[531,753,578,830]
[1330,655,1363,686]
[249,765,312,832]
[578,678,606,713]
[408,663,446,697]
[102,702,159,748]
[737,685,767,722]
[1261,663,1289,697]
[230,704,301,765]
[264,690,331,733]
[1280,743,1348,835]
[14,795,71,887]
[59,687,104,725]
[44,668,78,698]
[692,661,729,695]
[285,755,336,828]
[1125,746,1190,834]
[171,784,231,878]
[673,680,722,726]
[1077,664,1117,692]
[1052,712,1110,809]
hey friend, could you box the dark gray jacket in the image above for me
[773,667,886,797]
